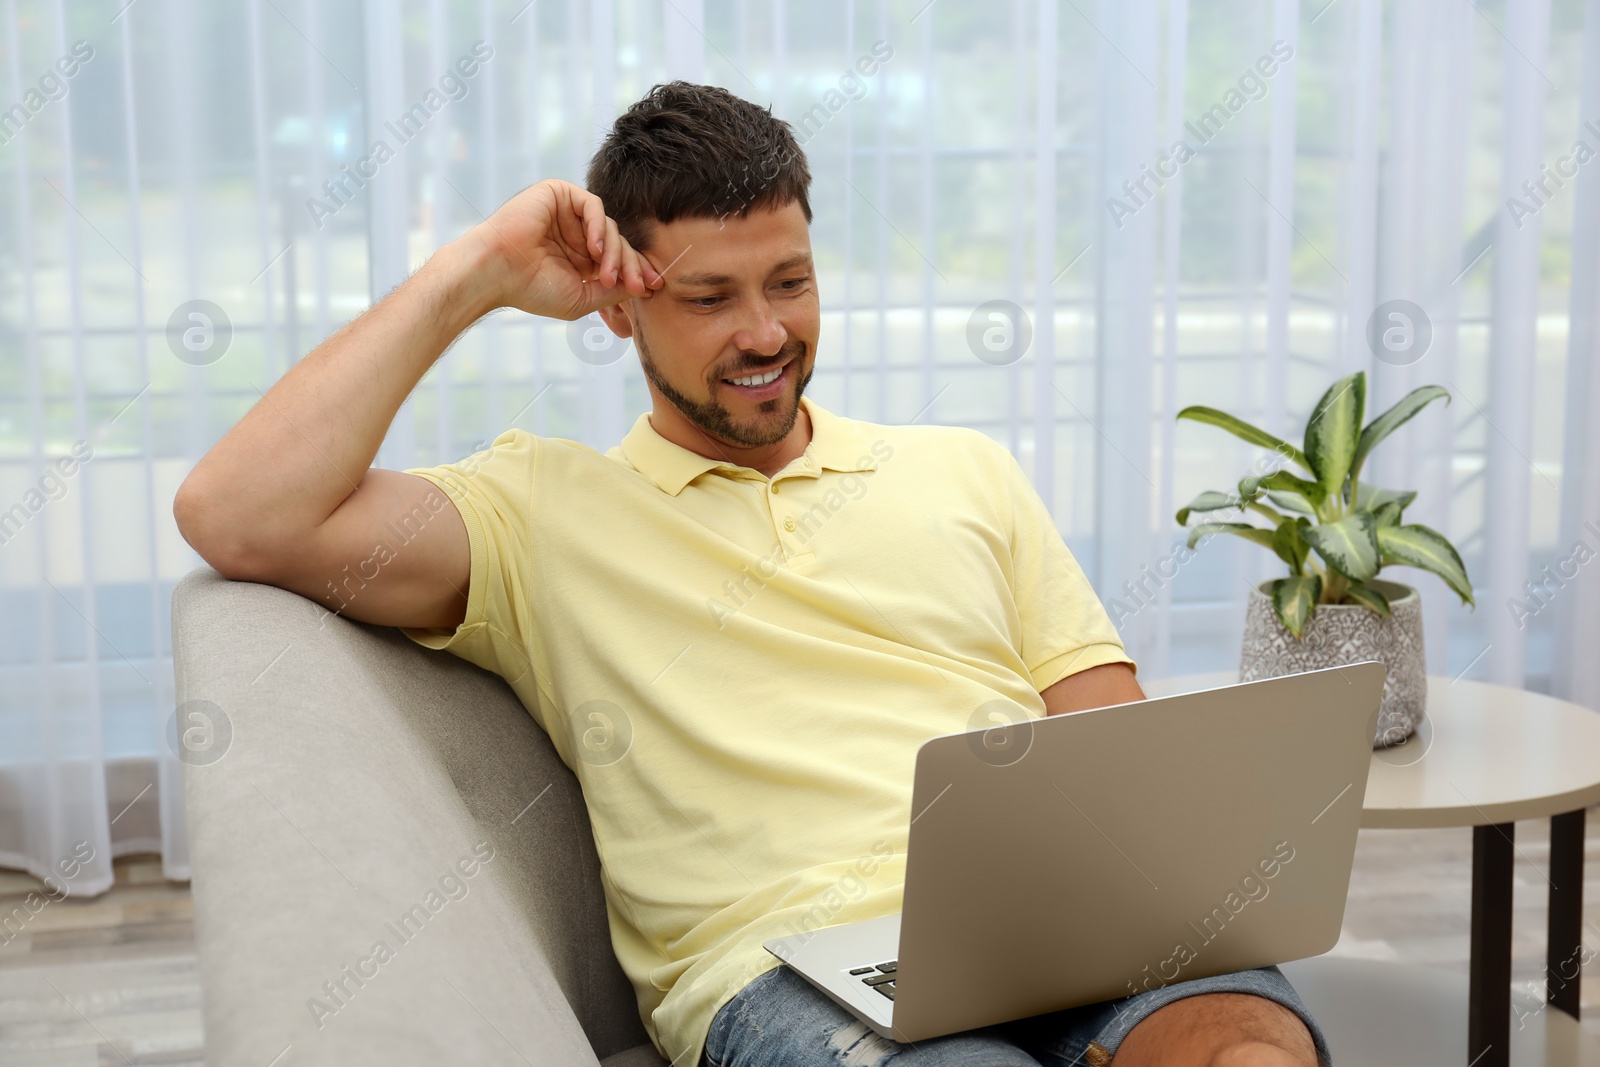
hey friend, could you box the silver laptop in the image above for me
[763,662,1386,1044]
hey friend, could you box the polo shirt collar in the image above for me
[618,396,879,496]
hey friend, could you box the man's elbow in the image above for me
[173,474,276,583]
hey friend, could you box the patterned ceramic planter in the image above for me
[1239,577,1426,748]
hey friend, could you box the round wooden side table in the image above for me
[1144,671,1600,1066]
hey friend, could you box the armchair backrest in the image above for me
[173,568,649,1065]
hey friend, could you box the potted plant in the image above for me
[1175,370,1475,747]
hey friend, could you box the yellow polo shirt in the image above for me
[402,396,1134,1067]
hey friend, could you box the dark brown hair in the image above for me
[585,81,813,252]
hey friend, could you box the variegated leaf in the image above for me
[1177,406,1310,470]
[1371,500,1403,527]
[1303,371,1366,501]
[1265,489,1316,515]
[1352,385,1450,480]
[1176,490,1242,525]
[1342,582,1392,616]
[1186,522,1278,552]
[1355,484,1418,513]
[1377,523,1475,606]
[1272,574,1323,639]
[1259,469,1328,511]
[1272,517,1311,574]
[1302,511,1381,583]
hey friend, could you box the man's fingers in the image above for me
[599,217,622,286]
[638,247,664,288]
[545,183,589,262]
[620,244,653,297]
[575,271,633,317]
[508,179,661,311]
[617,244,641,296]
[577,186,607,263]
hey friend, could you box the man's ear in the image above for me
[596,301,635,338]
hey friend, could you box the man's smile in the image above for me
[720,357,797,401]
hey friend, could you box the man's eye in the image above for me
[692,296,721,308]
[778,277,808,291]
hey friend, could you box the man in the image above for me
[175,82,1329,1067]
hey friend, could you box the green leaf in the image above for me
[1186,522,1278,552]
[1371,500,1403,527]
[1265,489,1316,515]
[1302,511,1381,583]
[1355,484,1418,513]
[1342,582,1392,617]
[1352,386,1451,480]
[1377,523,1475,606]
[1258,469,1329,511]
[1177,406,1310,470]
[1303,372,1367,501]
[1176,491,1243,526]
[1238,475,1264,501]
[1271,574,1323,639]
[1271,517,1311,573]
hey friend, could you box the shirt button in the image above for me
[784,517,796,532]
[771,483,780,494]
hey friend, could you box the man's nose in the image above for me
[736,299,788,357]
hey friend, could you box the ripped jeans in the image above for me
[699,962,1333,1067]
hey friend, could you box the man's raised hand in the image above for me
[177,177,668,631]
[468,178,663,321]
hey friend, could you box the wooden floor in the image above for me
[0,810,1597,1064]
[0,855,202,1066]
[1337,810,1600,1027]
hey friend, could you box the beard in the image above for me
[635,324,813,449]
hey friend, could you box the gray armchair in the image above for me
[173,567,669,1067]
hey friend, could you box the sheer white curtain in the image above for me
[1,0,1595,896]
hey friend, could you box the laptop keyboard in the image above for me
[848,960,897,999]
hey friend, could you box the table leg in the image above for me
[1547,809,1586,1018]
[1470,822,1514,1067]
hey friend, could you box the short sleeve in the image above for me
[399,429,540,692]
[1000,447,1138,690]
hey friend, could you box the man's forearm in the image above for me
[175,234,500,569]
[1041,662,1145,716]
